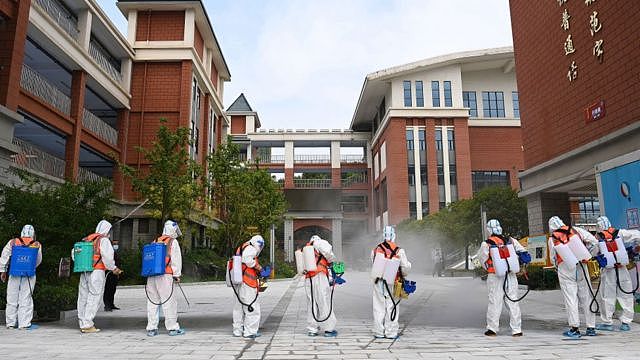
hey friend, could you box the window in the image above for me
[447,129,455,151]
[408,169,415,186]
[418,129,425,150]
[435,128,443,151]
[341,195,367,213]
[403,81,412,107]
[472,171,510,192]
[443,81,452,107]
[190,78,202,158]
[463,91,478,117]
[406,129,414,150]
[512,91,520,118]
[431,81,440,107]
[409,202,417,220]
[381,179,388,212]
[482,91,505,118]
[416,81,424,107]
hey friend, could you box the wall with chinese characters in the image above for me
[509,0,640,168]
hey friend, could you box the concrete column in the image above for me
[246,143,252,161]
[413,126,423,219]
[0,106,23,186]
[332,218,343,260]
[366,141,372,169]
[284,141,294,168]
[526,192,571,235]
[77,10,92,50]
[126,10,137,44]
[441,126,452,204]
[121,58,132,92]
[184,9,195,46]
[284,218,294,262]
[64,71,87,181]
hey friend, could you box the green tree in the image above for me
[208,138,287,256]
[119,119,203,231]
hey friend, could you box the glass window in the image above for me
[408,170,415,186]
[463,91,478,117]
[435,128,443,151]
[447,129,455,151]
[482,91,505,118]
[416,81,424,107]
[421,202,429,217]
[472,171,510,193]
[443,81,452,107]
[512,91,520,118]
[409,202,417,220]
[403,81,412,107]
[418,129,425,150]
[406,129,414,150]
[431,81,440,107]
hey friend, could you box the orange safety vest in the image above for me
[551,225,578,265]
[598,227,620,251]
[374,241,401,280]
[84,233,106,270]
[11,237,40,249]
[484,235,510,274]
[154,235,174,275]
[234,242,259,288]
[305,241,330,279]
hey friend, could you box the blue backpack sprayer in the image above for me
[8,238,39,298]
[141,239,190,306]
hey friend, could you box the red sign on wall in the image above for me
[585,100,606,123]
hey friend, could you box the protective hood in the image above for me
[249,235,265,255]
[163,220,182,239]
[21,224,35,238]
[95,220,112,236]
[548,216,565,232]
[596,216,611,232]
[309,235,322,244]
[486,219,502,236]
[383,226,396,242]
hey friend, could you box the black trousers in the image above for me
[103,272,119,308]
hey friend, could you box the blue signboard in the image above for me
[600,159,640,229]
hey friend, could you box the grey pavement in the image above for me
[1,271,640,359]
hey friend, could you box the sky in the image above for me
[101,0,514,130]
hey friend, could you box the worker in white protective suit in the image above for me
[478,219,529,337]
[75,220,122,333]
[0,225,43,330]
[371,226,411,339]
[547,216,599,338]
[146,220,185,337]
[232,235,268,338]
[304,235,339,337]
[595,216,640,332]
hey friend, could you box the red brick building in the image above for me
[510,1,640,234]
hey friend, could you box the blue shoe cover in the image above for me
[620,323,631,331]
[147,329,158,337]
[307,332,318,337]
[373,334,385,339]
[24,324,39,331]
[324,330,338,337]
[585,328,597,336]
[595,324,614,331]
[168,328,185,336]
[562,329,581,339]
[243,332,261,339]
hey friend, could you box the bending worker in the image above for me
[304,235,339,337]
[548,216,599,338]
[0,225,42,330]
[232,235,268,338]
[146,220,185,337]
[479,219,529,337]
[371,226,411,339]
[76,220,122,333]
[595,216,640,332]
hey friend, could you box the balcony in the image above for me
[21,64,71,116]
[294,154,330,164]
[89,40,123,84]
[341,202,367,213]
[571,212,599,227]
[340,154,366,164]
[293,179,332,189]
[257,154,285,164]
[33,0,80,41]
[76,167,114,193]
[11,138,66,179]
[341,173,368,187]
[82,109,118,146]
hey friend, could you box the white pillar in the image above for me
[121,58,132,92]
[330,141,341,168]
[184,8,195,46]
[284,218,294,262]
[78,10,92,50]
[284,141,294,169]
[441,126,452,204]
[126,10,137,45]
[413,126,423,219]
[332,219,343,261]
[246,143,252,161]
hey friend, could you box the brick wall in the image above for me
[194,25,203,60]
[136,11,185,42]
[210,59,218,90]
[468,126,524,189]
[509,1,640,169]
[293,219,333,233]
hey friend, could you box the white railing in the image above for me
[21,64,71,115]
[11,138,66,179]
[340,154,366,163]
[89,40,123,83]
[82,109,118,146]
[571,212,599,226]
[293,179,332,189]
[294,154,330,164]
[341,173,368,187]
[33,0,80,41]
[257,154,285,164]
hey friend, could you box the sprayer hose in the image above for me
[229,267,259,312]
[614,264,640,295]
[144,276,175,306]
[382,279,400,322]
[309,273,336,323]
[578,262,601,314]
[502,262,530,303]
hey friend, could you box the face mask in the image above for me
[113,245,119,251]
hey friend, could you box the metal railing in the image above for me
[237,153,247,162]
[82,109,118,146]
[294,154,330,164]
[293,178,332,188]
[341,202,367,213]
[11,138,66,179]
[571,212,600,226]
[340,154,366,163]
[341,173,368,187]
[21,64,71,116]
[76,167,114,193]
[257,154,285,164]
[33,0,80,41]
[89,40,123,83]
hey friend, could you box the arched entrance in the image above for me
[293,225,332,250]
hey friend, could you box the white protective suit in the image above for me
[547,217,599,329]
[0,225,43,328]
[146,220,183,331]
[76,220,117,330]
[596,217,640,326]
[232,235,264,337]
[304,235,337,335]
[478,220,526,335]
[371,226,411,338]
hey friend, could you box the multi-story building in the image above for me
[509,1,640,234]
[0,0,230,248]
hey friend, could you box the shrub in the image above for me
[33,281,77,321]
[521,265,559,290]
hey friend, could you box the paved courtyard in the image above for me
[1,271,639,359]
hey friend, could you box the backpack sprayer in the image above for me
[598,232,640,295]
[7,239,39,298]
[225,247,270,312]
[370,243,416,321]
[140,240,190,306]
[487,238,531,302]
